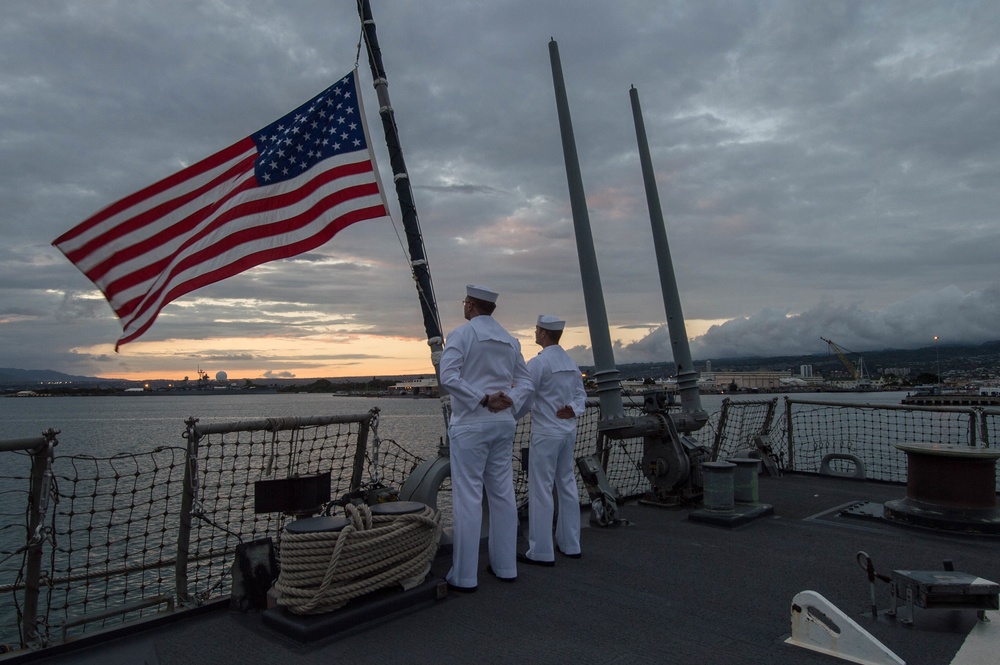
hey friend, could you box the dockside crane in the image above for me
[820,337,870,385]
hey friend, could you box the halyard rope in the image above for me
[273,502,442,615]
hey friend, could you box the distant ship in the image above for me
[901,384,1000,406]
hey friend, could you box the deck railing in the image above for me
[0,411,398,651]
[1,397,997,652]
[778,398,996,483]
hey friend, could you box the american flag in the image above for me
[53,69,388,350]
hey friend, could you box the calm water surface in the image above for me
[0,390,912,457]
[0,393,451,459]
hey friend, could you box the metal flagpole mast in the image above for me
[629,85,706,433]
[357,0,449,438]
[548,38,625,423]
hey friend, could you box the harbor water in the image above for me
[0,390,913,458]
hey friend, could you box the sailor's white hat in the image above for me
[466,284,499,303]
[536,314,565,331]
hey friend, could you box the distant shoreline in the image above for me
[4,386,906,399]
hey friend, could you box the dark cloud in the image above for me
[601,283,1000,365]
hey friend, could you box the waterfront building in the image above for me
[388,377,440,397]
[620,378,677,395]
[701,370,793,391]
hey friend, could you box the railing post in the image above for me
[23,431,57,647]
[596,431,612,472]
[175,418,199,605]
[763,398,778,435]
[981,408,991,448]
[711,398,731,461]
[784,397,796,471]
[350,410,374,491]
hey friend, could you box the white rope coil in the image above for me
[273,503,442,615]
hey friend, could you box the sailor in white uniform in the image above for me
[519,315,587,565]
[439,284,533,591]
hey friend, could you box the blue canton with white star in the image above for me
[252,71,368,185]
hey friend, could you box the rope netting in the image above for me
[368,438,424,491]
[0,449,36,650]
[43,447,186,643]
[982,409,1000,448]
[709,398,779,462]
[777,399,994,487]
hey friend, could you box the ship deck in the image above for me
[12,473,1000,665]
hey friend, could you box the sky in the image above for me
[3,1,999,382]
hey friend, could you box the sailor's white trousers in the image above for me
[526,430,581,561]
[446,419,518,587]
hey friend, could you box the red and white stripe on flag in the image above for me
[53,69,389,349]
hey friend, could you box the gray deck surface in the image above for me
[10,474,1000,665]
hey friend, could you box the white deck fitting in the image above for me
[786,590,905,665]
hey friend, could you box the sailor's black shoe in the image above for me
[557,546,582,559]
[446,582,478,594]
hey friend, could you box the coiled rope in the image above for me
[273,503,442,615]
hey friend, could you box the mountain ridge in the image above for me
[3,340,998,387]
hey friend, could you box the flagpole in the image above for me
[357,0,449,440]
